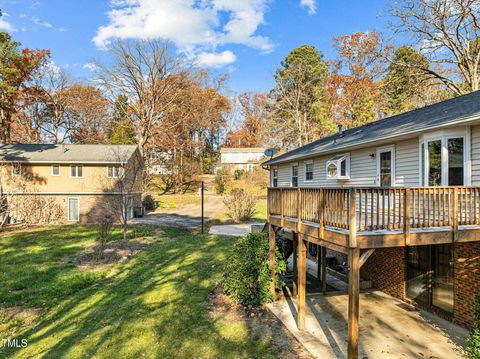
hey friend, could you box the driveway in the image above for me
[131,195,225,229]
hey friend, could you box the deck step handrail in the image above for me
[267,186,480,232]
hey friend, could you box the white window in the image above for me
[246,163,254,172]
[68,197,80,222]
[326,154,350,180]
[304,161,314,182]
[51,165,60,176]
[420,127,470,186]
[12,163,22,177]
[271,167,278,187]
[376,146,395,187]
[70,165,83,178]
[107,165,122,178]
[291,164,299,187]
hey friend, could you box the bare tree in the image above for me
[94,39,189,156]
[388,0,480,95]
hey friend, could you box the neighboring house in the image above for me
[263,91,480,358]
[0,144,143,224]
[219,147,265,172]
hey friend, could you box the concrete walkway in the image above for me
[268,291,468,358]
[209,222,265,237]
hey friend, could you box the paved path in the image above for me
[131,195,225,229]
[209,222,265,237]
[268,291,467,359]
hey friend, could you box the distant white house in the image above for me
[219,147,265,172]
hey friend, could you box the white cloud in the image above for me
[31,16,67,32]
[196,50,236,67]
[93,0,274,67]
[83,62,99,72]
[300,0,316,15]
[0,13,16,32]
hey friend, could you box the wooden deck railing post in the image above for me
[349,188,357,248]
[297,187,302,232]
[319,188,325,238]
[404,188,411,245]
[280,188,284,226]
[293,232,298,297]
[453,187,458,242]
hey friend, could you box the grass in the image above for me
[0,225,280,358]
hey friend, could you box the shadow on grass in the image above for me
[1,226,279,358]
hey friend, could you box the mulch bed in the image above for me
[209,284,313,359]
[76,240,151,267]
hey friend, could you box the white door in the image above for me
[68,198,80,222]
[376,146,395,187]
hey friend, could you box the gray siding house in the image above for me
[263,91,480,358]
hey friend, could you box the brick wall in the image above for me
[454,242,480,329]
[361,247,406,300]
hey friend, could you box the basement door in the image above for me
[406,244,454,315]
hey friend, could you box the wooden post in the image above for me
[316,245,321,280]
[269,223,276,295]
[348,247,360,359]
[297,188,302,232]
[322,246,327,295]
[404,188,411,245]
[453,188,458,242]
[280,188,284,226]
[297,234,307,330]
[293,233,298,297]
[201,181,205,234]
[319,188,325,238]
[349,188,357,248]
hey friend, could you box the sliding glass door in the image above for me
[407,244,454,314]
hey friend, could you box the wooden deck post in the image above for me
[268,223,276,295]
[293,232,298,297]
[349,188,358,248]
[404,188,411,245]
[321,246,327,295]
[453,188,459,242]
[297,234,307,330]
[348,247,360,359]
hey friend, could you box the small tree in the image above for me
[467,293,480,358]
[223,188,256,223]
[95,214,113,260]
[99,147,144,241]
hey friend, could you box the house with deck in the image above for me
[263,91,480,358]
[0,144,143,224]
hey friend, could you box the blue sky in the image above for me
[1,0,389,93]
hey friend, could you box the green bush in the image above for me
[467,293,480,358]
[214,170,229,194]
[223,232,286,307]
[142,194,158,211]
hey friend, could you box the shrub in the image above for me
[142,194,158,211]
[223,188,256,222]
[95,215,113,259]
[467,293,480,358]
[234,169,245,180]
[224,232,286,307]
[214,170,229,194]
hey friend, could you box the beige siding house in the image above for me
[0,144,143,224]
[264,91,480,358]
[219,147,265,172]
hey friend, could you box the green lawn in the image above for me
[0,225,280,358]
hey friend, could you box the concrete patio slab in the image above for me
[209,222,265,237]
[268,290,468,359]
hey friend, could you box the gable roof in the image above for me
[264,91,480,166]
[0,144,139,164]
